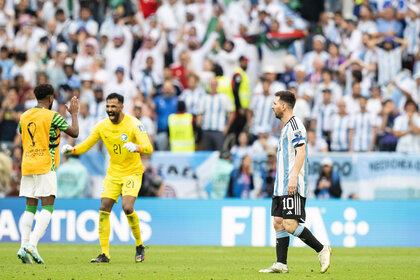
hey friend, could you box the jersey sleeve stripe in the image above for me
[290,117,298,130]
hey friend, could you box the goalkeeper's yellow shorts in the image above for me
[102,174,143,201]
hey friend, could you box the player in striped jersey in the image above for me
[330,99,352,152]
[260,91,331,274]
[349,97,378,152]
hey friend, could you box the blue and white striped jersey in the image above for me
[404,18,420,55]
[179,87,206,115]
[311,103,337,140]
[197,93,233,131]
[376,47,402,86]
[330,114,351,151]
[393,114,420,153]
[274,116,308,197]
[349,112,378,152]
[250,94,275,135]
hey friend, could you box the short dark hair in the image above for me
[321,68,332,75]
[177,100,186,112]
[405,99,419,111]
[106,93,124,104]
[275,90,296,109]
[34,84,54,100]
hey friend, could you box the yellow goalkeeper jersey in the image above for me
[73,114,153,178]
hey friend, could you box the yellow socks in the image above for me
[99,211,111,258]
[126,211,143,246]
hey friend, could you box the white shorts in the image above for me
[20,171,57,198]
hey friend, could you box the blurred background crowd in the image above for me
[0,0,420,199]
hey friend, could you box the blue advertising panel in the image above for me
[1,198,419,247]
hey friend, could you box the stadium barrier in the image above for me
[81,151,420,199]
[1,198,419,247]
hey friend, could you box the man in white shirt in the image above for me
[302,35,330,75]
[343,82,362,115]
[104,26,133,76]
[393,99,420,152]
[104,67,138,114]
[342,18,363,57]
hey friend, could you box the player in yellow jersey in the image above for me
[61,93,153,263]
[18,84,79,264]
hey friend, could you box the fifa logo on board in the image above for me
[330,207,369,247]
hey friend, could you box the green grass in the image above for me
[1,244,419,280]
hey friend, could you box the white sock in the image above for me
[20,211,35,247]
[29,209,52,246]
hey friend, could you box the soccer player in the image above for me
[61,93,153,263]
[259,90,332,274]
[18,84,79,264]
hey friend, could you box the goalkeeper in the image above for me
[62,93,153,263]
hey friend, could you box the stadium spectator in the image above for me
[226,155,254,199]
[139,155,165,197]
[343,82,361,115]
[251,125,278,154]
[90,86,107,123]
[179,73,205,116]
[104,67,138,113]
[153,80,178,151]
[349,96,378,152]
[315,157,342,199]
[371,36,407,86]
[302,35,329,75]
[133,103,156,144]
[0,87,24,151]
[259,148,277,198]
[330,99,352,152]
[196,77,233,152]
[378,99,399,151]
[325,42,345,73]
[311,88,337,143]
[366,85,383,116]
[393,99,420,153]
[307,129,328,154]
[210,152,234,199]
[56,155,88,198]
[376,5,403,37]
[0,151,12,197]
[315,68,342,106]
[289,82,311,126]
[230,131,252,164]
[248,78,275,140]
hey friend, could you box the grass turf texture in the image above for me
[1,244,419,280]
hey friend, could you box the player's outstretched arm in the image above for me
[62,127,101,155]
[64,96,79,138]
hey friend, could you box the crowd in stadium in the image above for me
[0,0,420,198]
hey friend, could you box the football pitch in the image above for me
[1,244,419,280]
